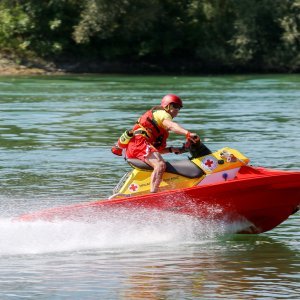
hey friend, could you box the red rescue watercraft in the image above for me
[17,140,300,233]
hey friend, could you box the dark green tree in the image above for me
[0,0,299,72]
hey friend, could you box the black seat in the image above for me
[127,158,204,179]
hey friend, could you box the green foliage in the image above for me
[20,0,82,56]
[0,2,32,53]
[0,0,82,57]
[0,0,299,72]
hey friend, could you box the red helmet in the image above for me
[161,94,183,108]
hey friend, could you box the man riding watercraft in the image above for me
[112,94,197,193]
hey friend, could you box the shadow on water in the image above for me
[116,234,300,299]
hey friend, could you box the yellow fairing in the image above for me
[116,169,204,196]
[113,147,249,198]
[192,147,250,174]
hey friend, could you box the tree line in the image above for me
[0,0,299,73]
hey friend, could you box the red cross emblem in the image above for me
[129,183,139,192]
[201,156,218,171]
[205,159,214,167]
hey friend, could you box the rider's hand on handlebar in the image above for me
[186,131,200,143]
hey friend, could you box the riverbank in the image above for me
[0,56,172,76]
[1,54,299,76]
[0,55,62,75]
[0,55,183,75]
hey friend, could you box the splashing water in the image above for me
[0,208,250,256]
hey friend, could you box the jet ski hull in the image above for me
[17,166,300,233]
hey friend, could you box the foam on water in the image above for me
[0,209,249,256]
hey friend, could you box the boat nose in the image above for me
[292,204,300,215]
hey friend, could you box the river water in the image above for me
[0,75,299,299]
